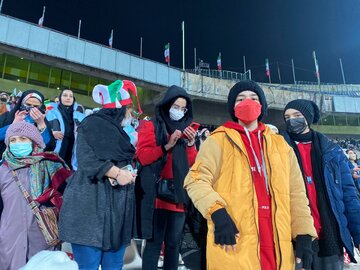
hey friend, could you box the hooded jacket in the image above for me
[135,86,197,238]
[283,131,360,262]
[184,125,317,270]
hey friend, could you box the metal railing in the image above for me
[289,81,360,96]
[186,69,251,81]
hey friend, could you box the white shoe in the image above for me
[178,254,184,265]
[157,255,164,268]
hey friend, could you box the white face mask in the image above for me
[169,107,185,121]
[121,116,133,127]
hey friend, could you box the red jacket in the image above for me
[136,120,197,212]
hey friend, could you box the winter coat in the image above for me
[0,166,53,270]
[284,131,360,261]
[184,125,317,270]
[58,115,135,251]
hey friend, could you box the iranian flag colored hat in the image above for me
[92,80,142,114]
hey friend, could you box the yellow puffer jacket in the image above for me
[184,126,317,270]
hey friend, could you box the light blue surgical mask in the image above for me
[169,108,185,121]
[9,142,33,157]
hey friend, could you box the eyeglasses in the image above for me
[171,104,188,113]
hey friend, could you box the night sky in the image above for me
[2,0,360,84]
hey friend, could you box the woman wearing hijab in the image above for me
[0,90,56,157]
[59,80,140,270]
[46,89,85,169]
[0,92,10,116]
[0,121,71,270]
[136,85,197,270]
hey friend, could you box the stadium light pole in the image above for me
[243,56,247,73]
[291,58,296,84]
[339,58,346,84]
[182,21,185,71]
[140,37,143,58]
[77,19,81,39]
[194,48,197,69]
[0,0,4,14]
[277,61,282,84]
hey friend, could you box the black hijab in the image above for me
[0,90,45,127]
[79,107,135,164]
[154,85,193,204]
[0,90,56,156]
[155,85,193,145]
[58,89,75,137]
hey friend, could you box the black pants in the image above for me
[142,209,186,270]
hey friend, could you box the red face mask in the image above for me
[234,99,262,124]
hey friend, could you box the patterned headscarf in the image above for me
[3,145,71,208]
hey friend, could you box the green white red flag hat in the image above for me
[92,80,142,113]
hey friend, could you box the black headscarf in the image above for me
[0,90,56,156]
[0,90,45,127]
[58,89,75,137]
[154,85,193,204]
[57,90,75,168]
[79,107,135,164]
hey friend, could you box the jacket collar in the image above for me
[213,122,272,153]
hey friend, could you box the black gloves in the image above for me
[295,235,313,270]
[211,208,239,245]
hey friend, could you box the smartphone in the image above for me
[182,122,200,138]
[190,122,200,132]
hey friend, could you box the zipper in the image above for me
[225,133,261,268]
[264,137,282,270]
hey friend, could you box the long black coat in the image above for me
[58,114,135,250]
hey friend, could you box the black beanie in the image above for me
[227,80,267,122]
[284,99,320,125]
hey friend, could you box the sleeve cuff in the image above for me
[95,161,114,180]
[161,144,167,153]
[207,203,225,217]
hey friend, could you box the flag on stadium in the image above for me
[313,51,320,79]
[164,43,170,63]
[38,6,46,27]
[109,29,113,48]
[265,58,270,77]
[217,53,222,71]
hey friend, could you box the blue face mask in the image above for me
[24,114,35,124]
[9,142,33,157]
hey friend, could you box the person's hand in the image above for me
[164,130,182,151]
[13,110,27,123]
[53,131,64,140]
[353,167,360,172]
[183,126,196,146]
[30,108,46,129]
[211,208,239,252]
[116,169,137,185]
[295,235,313,270]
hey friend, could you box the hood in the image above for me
[155,85,193,122]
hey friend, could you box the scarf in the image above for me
[79,107,135,164]
[3,145,72,209]
[286,130,342,257]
